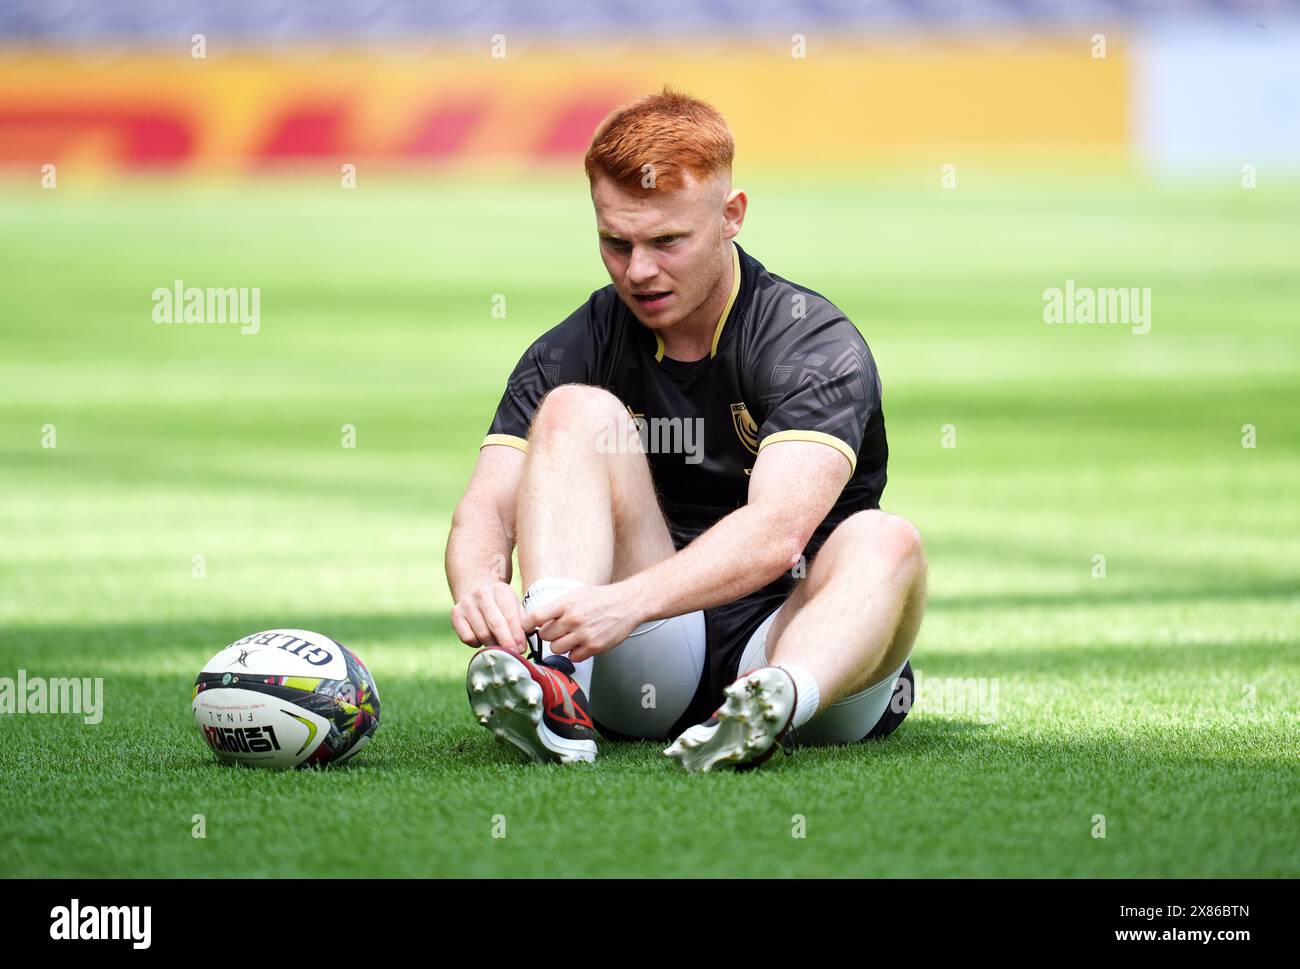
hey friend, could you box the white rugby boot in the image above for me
[663,666,797,773]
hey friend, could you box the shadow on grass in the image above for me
[6,595,1294,713]
[4,601,1296,781]
[912,636,1298,676]
[0,612,447,659]
[5,570,1298,659]
[930,579,1300,612]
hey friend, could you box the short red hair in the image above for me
[584,87,734,193]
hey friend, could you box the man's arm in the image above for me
[452,291,608,651]
[445,443,528,652]
[527,440,850,661]
[632,440,849,617]
[647,300,877,618]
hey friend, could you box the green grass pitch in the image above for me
[1,168,1297,876]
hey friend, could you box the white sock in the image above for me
[522,578,593,696]
[775,663,821,729]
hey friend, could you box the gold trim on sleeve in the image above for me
[481,433,529,453]
[757,430,857,473]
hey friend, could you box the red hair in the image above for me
[584,87,734,192]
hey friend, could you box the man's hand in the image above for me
[451,581,527,654]
[523,582,644,663]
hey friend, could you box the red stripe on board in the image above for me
[0,107,193,165]
[401,99,489,158]
[257,102,350,160]
[534,98,622,157]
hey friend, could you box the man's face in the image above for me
[591,170,741,330]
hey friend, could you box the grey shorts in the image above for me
[586,596,913,745]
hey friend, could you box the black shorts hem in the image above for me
[665,587,790,740]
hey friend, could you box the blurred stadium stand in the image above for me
[0,1,1296,174]
[2,1,1299,44]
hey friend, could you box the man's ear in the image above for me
[723,188,747,240]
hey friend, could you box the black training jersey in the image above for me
[484,242,888,587]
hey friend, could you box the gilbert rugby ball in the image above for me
[192,629,380,769]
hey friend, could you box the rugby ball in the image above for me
[192,629,380,769]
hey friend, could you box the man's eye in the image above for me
[657,236,677,246]
[606,239,631,251]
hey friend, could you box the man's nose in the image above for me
[627,246,659,285]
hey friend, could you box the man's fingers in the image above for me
[466,610,493,647]
[537,615,576,644]
[480,599,520,653]
[523,598,566,631]
[450,607,477,647]
[547,632,582,656]
[494,586,527,647]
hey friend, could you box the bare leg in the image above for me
[516,384,675,589]
[465,388,689,762]
[765,510,927,709]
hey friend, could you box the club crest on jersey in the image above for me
[730,402,759,455]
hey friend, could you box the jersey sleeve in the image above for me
[748,307,881,473]
[483,297,603,452]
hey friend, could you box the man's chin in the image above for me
[626,298,679,328]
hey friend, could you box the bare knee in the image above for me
[825,510,926,583]
[529,384,630,448]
